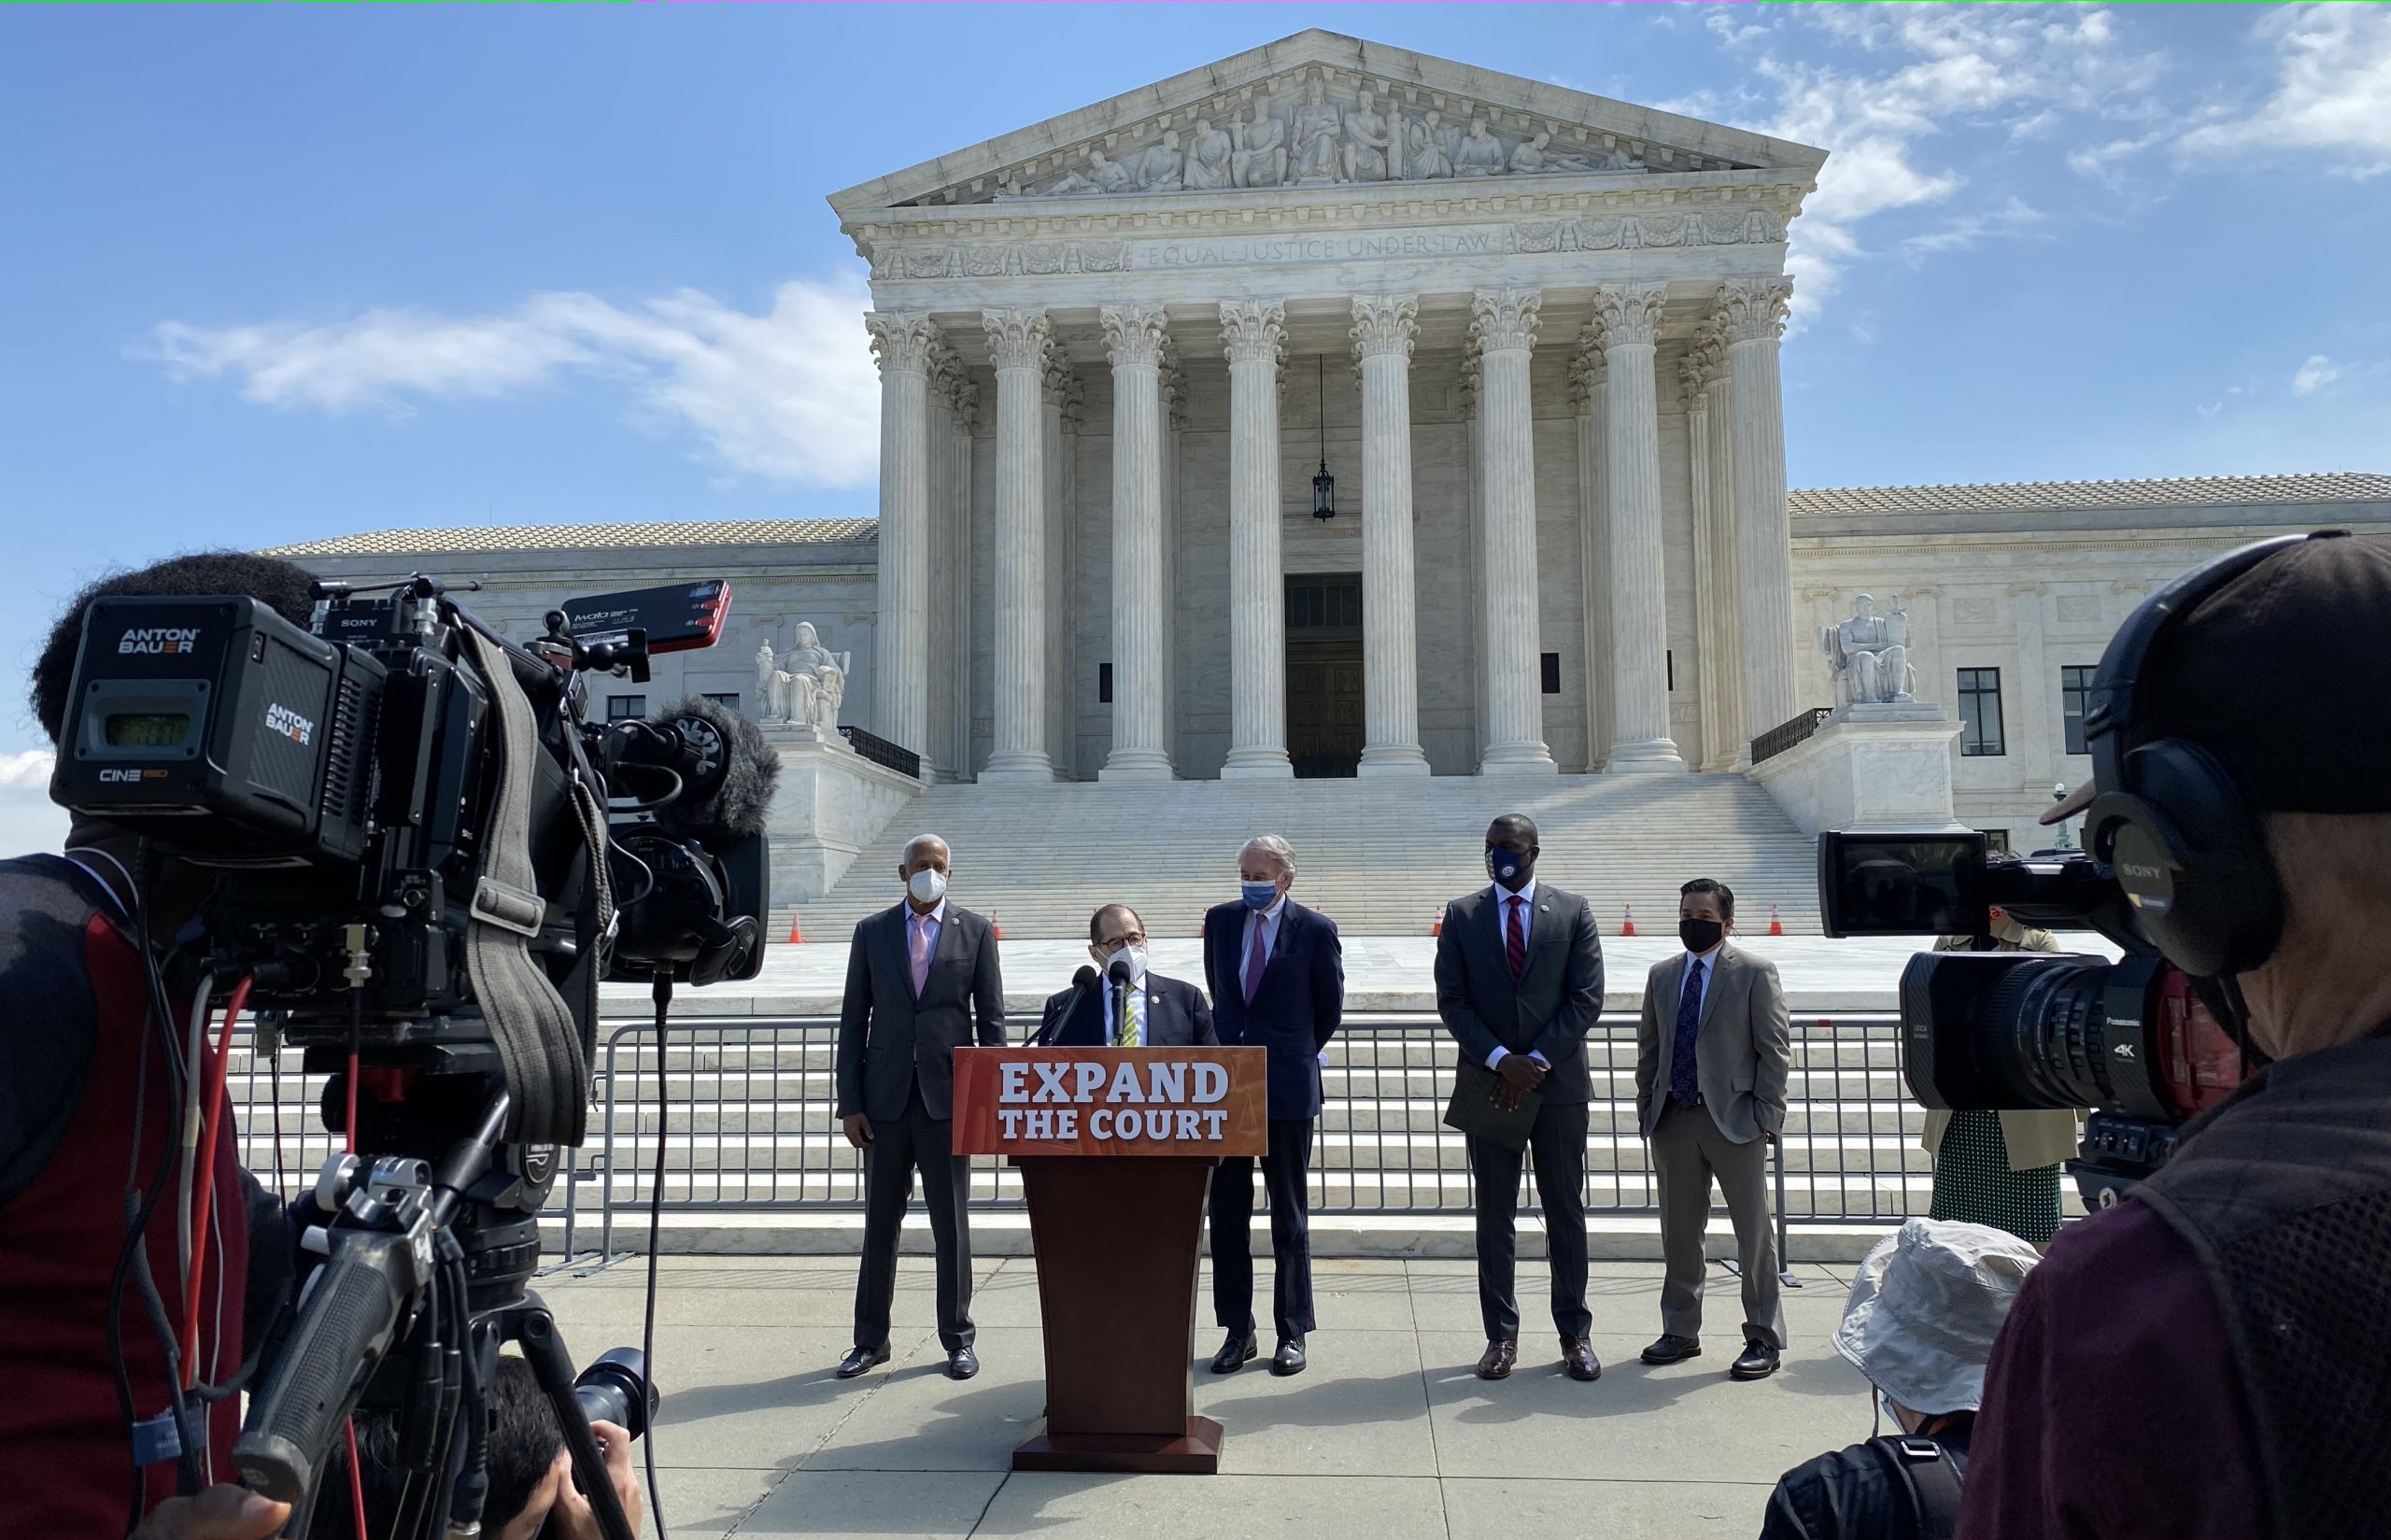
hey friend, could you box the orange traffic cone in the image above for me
[1620,904,1637,938]
[1431,907,1443,938]
[1768,903,1785,938]
[990,908,1003,941]
[785,911,804,945]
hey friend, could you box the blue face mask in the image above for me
[1240,880,1280,911]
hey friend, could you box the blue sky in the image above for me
[5,3,2389,839]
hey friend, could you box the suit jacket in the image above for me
[1433,883,1606,1106]
[835,902,1007,1123]
[1635,940,1790,1143]
[1202,898,1344,1121]
[1038,971,1218,1048]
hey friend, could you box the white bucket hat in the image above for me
[1832,1218,2042,1415]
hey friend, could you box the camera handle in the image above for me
[484,1297,639,1540]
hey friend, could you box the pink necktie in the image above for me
[910,914,932,997]
[1242,918,1268,1004]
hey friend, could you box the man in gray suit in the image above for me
[834,833,1006,1382]
[1434,813,1606,1383]
[1636,877,1791,1380]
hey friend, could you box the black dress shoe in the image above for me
[1640,1334,1703,1366]
[947,1346,981,1380]
[835,1341,891,1379]
[1476,1340,1518,1380]
[1271,1336,1308,1377]
[1211,1331,1260,1374]
[1730,1338,1781,1380]
[1560,1336,1603,1382]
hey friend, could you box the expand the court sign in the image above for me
[953,1047,1268,1158]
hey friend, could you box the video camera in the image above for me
[1818,833,2249,1208]
[50,572,773,1539]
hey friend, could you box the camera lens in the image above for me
[1903,950,2174,1120]
[1971,956,2119,1109]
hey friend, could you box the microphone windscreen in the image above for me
[1072,966,1098,990]
[646,695,781,845]
[1106,954,1135,982]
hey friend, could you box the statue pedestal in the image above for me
[1747,711,1966,840]
[766,735,923,906]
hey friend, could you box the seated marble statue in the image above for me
[757,622,848,725]
[1820,595,1917,707]
[1184,118,1234,191]
[1231,99,1286,189]
[1452,117,1507,177]
[1510,132,1596,175]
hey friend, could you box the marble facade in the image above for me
[834,30,1823,783]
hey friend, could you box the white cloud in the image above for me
[2066,131,2169,191]
[2292,354,2342,396]
[0,751,69,858]
[2177,5,2391,177]
[1895,194,2050,259]
[145,275,883,489]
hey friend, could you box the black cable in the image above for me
[641,968,672,1540]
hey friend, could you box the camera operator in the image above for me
[1,553,317,1537]
[1958,532,2391,1540]
[1761,1219,2039,1540]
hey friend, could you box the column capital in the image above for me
[1161,354,1191,429]
[1567,323,1606,411]
[1040,339,1075,408]
[1718,277,1794,345]
[1100,304,1170,369]
[1677,351,1710,413]
[866,312,941,377]
[981,308,1051,372]
[1219,300,1288,367]
[1349,294,1419,361]
[1468,288,1542,354]
[1592,283,1668,348]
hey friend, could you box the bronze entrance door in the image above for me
[1285,574,1365,779]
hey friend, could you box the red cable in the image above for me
[345,1417,367,1539]
[180,974,252,1388]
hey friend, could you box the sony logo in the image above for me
[118,627,201,656]
[2117,861,2167,882]
[263,703,314,746]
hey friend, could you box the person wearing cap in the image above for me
[1922,856,2081,1250]
[1959,531,2391,1540]
[1761,1219,2040,1540]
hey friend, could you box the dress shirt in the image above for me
[1099,968,1147,1047]
[906,899,947,955]
[1484,880,1546,1070]
[1680,944,1721,1019]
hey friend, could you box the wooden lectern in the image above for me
[953,1045,1266,1475]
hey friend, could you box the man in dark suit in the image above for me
[1435,812,1606,1383]
[1040,904,1218,1048]
[1201,834,1343,1378]
[1635,877,1791,1380]
[833,832,1006,1382]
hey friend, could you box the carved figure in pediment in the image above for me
[1406,110,1453,179]
[1511,131,1596,175]
[1137,132,1184,192]
[1290,78,1343,182]
[1231,98,1286,189]
[1185,117,1234,191]
[1342,92,1393,182]
[1601,144,1646,172]
[1454,117,1507,177]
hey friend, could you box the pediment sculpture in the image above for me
[756,623,852,738]
[995,80,1654,203]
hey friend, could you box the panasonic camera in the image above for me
[1818,831,2249,1208]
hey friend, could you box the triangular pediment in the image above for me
[828,30,1824,217]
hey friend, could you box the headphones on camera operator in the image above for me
[2076,530,2342,1036]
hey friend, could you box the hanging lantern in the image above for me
[1311,354,1337,520]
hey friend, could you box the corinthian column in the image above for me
[867,312,939,774]
[1700,325,1745,768]
[978,309,1053,784]
[1215,300,1292,779]
[1099,304,1173,782]
[1470,289,1557,774]
[1593,283,1686,773]
[1350,295,1429,776]
[1721,276,1798,738]
[1571,330,1610,770]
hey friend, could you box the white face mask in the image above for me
[907,869,947,905]
[1100,943,1148,982]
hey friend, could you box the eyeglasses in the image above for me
[1096,931,1146,949]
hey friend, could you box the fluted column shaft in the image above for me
[1100,305,1173,782]
[1471,289,1557,774]
[1683,356,1725,772]
[1704,369,1745,766]
[1596,285,1686,772]
[1351,295,1428,776]
[979,309,1053,783]
[1572,334,1610,771]
[1040,350,1073,776]
[1216,301,1292,779]
[867,313,938,773]
[1723,278,1798,738]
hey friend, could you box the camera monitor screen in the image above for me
[1818,831,1988,938]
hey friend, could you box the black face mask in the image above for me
[1679,917,1724,954]
[1486,846,1528,890]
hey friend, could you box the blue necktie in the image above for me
[1671,959,1705,1108]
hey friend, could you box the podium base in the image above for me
[1012,1416,1224,1475]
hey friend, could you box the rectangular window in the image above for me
[1540,652,1561,695]
[2060,666,2095,756]
[1957,668,2005,756]
[701,691,740,713]
[606,695,646,721]
[1098,663,1112,705]
[1982,828,2012,855]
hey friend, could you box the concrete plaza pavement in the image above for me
[538,1251,1873,1540]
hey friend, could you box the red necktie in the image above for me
[1506,897,1527,979]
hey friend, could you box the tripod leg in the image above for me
[513,1303,640,1540]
